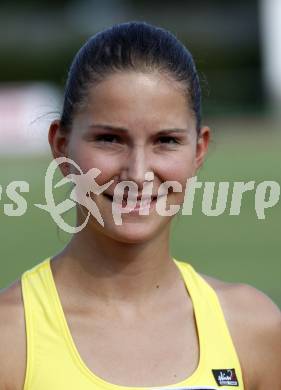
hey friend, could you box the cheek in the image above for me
[159,152,197,185]
[68,140,121,186]
[160,159,196,205]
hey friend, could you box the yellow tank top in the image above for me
[21,257,244,390]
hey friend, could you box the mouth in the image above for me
[103,193,159,207]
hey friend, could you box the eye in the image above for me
[157,136,180,144]
[95,134,121,143]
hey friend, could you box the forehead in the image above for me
[79,71,195,131]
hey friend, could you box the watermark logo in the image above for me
[0,157,280,233]
[34,157,114,233]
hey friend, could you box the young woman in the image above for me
[0,21,280,390]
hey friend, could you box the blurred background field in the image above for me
[0,0,280,307]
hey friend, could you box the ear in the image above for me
[48,119,70,176]
[195,126,210,170]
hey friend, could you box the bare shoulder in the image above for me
[0,279,26,390]
[201,273,281,328]
[201,273,281,390]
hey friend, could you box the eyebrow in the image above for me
[88,123,190,134]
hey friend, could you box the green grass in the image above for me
[0,116,280,307]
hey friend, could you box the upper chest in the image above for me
[61,294,200,387]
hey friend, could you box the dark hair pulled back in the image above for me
[60,21,202,134]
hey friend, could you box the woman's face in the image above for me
[52,70,209,243]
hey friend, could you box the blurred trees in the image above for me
[0,0,262,116]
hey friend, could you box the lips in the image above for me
[103,193,158,202]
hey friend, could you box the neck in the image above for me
[52,219,178,312]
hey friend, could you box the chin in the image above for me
[105,221,162,244]
[83,204,171,244]
[90,213,169,244]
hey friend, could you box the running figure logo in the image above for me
[34,157,114,233]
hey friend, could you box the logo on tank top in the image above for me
[212,368,239,386]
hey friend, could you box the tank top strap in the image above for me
[172,258,244,388]
[21,258,77,390]
[21,258,61,334]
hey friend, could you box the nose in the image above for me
[119,145,150,189]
